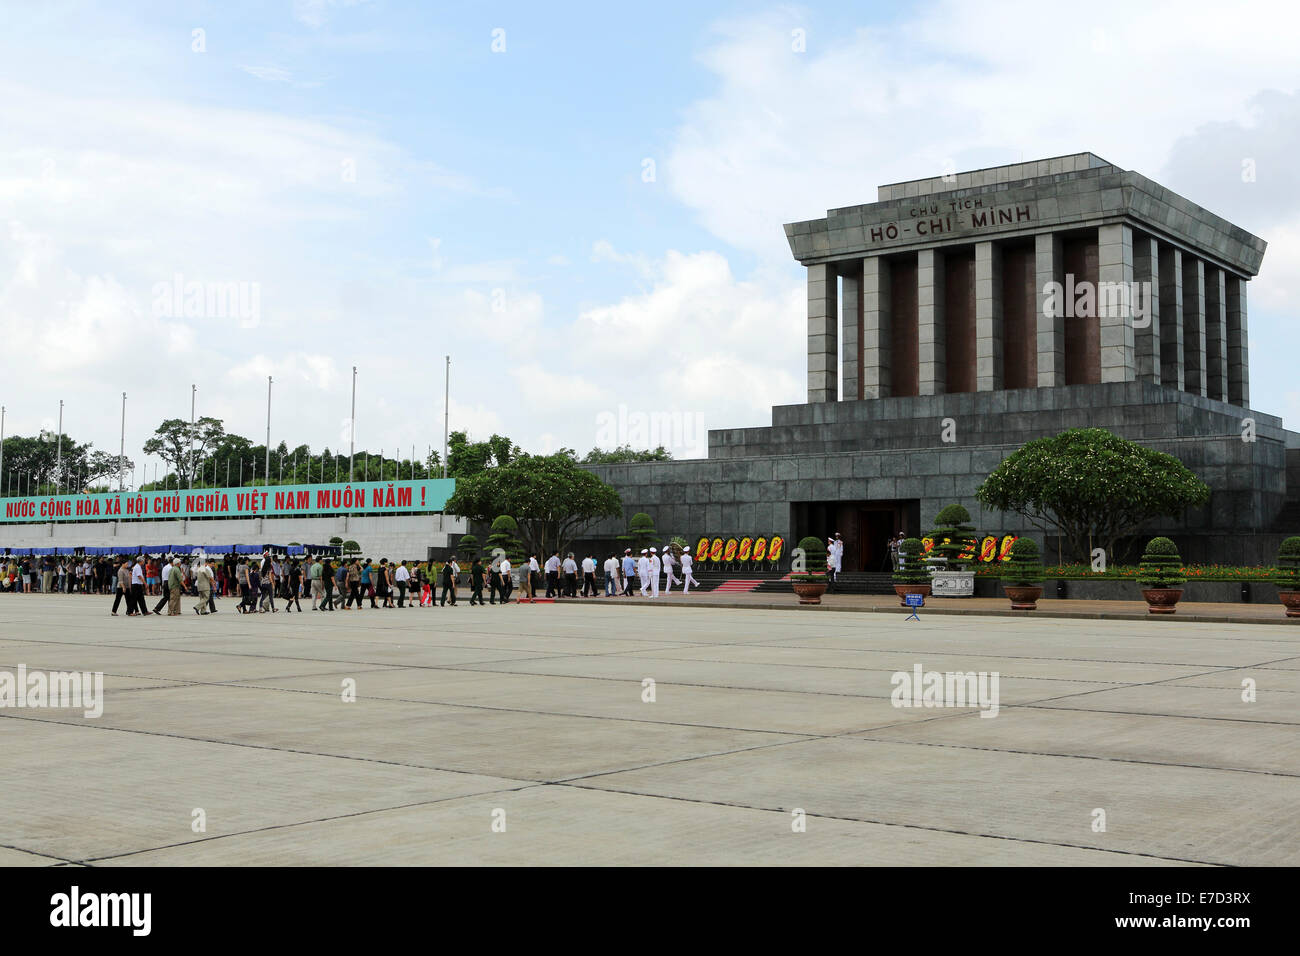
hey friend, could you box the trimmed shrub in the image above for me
[457,534,480,560]
[1137,536,1185,589]
[1276,536,1300,590]
[794,536,828,579]
[893,538,931,586]
[927,503,978,570]
[1002,538,1044,586]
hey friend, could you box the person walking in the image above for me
[111,558,133,616]
[562,553,578,598]
[284,559,302,612]
[581,554,598,597]
[308,556,323,609]
[524,554,539,600]
[681,546,699,594]
[392,560,409,608]
[637,549,651,597]
[319,557,335,611]
[166,558,184,616]
[498,555,513,604]
[193,559,213,615]
[603,554,618,596]
[544,551,560,598]
[469,557,486,605]
[131,556,149,614]
[663,546,680,594]
[440,555,459,606]
[621,550,635,596]
[648,548,661,599]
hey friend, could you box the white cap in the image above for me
[684,546,691,552]
[650,547,657,553]
[641,549,648,554]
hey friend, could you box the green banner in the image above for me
[0,479,455,523]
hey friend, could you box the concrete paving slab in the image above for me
[138,634,583,669]
[12,682,802,781]
[0,718,526,863]
[1033,683,1300,724]
[95,783,1189,867]
[580,736,1300,865]
[855,706,1300,775]
[625,642,1217,685]
[454,653,1113,704]
[235,668,962,736]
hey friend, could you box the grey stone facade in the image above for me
[581,155,1297,568]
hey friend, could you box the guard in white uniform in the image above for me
[662,546,680,592]
[637,550,651,597]
[681,547,698,594]
[649,547,661,598]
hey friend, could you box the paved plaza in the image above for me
[1,594,1297,866]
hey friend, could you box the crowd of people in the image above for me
[2,541,708,615]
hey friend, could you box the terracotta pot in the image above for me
[1141,587,1183,614]
[893,584,931,607]
[1279,590,1300,618]
[1004,584,1043,610]
[792,579,828,605]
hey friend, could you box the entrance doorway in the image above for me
[791,499,919,572]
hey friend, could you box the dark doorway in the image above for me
[792,499,919,572]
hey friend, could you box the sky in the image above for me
[2,0,1299,484]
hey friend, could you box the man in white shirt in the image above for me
[561,553,578,598]
[498,556,513,604]
[394,560,411,607]
[130,557,149,616]
[662,546,680,593]
[649,548,661,598]
[193,559,215,615]
[637,549,651,597]
[603,555,618,596]
[580,555,597,597]
[544,552,561,598]
[681,547,698,594]
[525,555,539,599]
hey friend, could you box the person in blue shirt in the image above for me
[621,550,636,597]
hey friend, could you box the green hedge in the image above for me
[1137,536,1186,589]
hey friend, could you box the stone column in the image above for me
[975,241,1002,391]
[862,256,892,399]
[1158,244,1184,391]
[807,263,838,403]
[1035,232,1065,387]
[917,249,946,395]
[1227,276,1250,407]
[1204,266,1228,401]
[1097,223,1135,383]
[1182,256,1206,397]
[1132,235,1161,385]
[841,261,863,401]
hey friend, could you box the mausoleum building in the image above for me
[584,154,1299,568]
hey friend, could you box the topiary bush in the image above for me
[1276,536,1300,590]
[1137,536,1185,589]
[457,533,479,560]
[794,536,828,579]
[1002,538,1044,586]
[893,538,931,586]
[927,503,978,571]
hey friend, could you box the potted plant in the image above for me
[892,537,931,606]
[926,504,978,597]
[1137,536,1186,614]
[1275,536,1300,618]
[791,536,829,604]
[1001,538,1044,610]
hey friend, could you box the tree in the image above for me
[456,534,480,561]
[927,503,978,570]
[619,512,659,552]
[582,445,673,464]
[446,452,622,558]
[975,428,1211,563]
[342,540,362,557]
[143,417,225,488]
[85,450,135,488]
[486,515,525,563]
